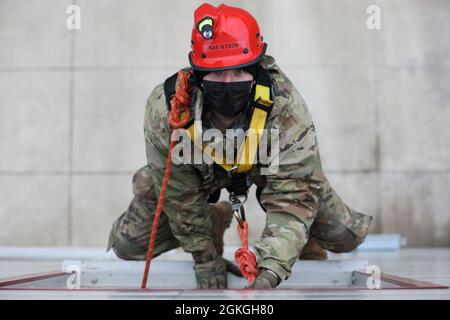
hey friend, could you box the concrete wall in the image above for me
[0,0,449,248]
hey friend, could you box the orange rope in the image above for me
[235,221,258,284]
[141,70,192,289]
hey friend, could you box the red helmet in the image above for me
[189,3,267,71]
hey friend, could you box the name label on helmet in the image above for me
[204,40,247,52]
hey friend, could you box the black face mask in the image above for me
[202,80,253,117]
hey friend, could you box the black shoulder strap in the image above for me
[163,72,178,111]
[256,65,274,100]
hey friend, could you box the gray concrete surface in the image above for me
[0,247,449,299]
[0,0,449,247]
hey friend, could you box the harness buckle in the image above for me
[257,98,273,107]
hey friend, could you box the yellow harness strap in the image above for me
[185,84,273,173]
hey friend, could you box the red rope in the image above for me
[141,70,192,289]
[235,221,258,284]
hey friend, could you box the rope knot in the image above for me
[168,70,192,128]
[235,221,258,284]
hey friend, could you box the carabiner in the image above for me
[229,192,247,227]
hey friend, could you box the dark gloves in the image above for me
[246,268,280,289]
[192,245,243,289]
[220,256,243,277]
[193,257,227,289]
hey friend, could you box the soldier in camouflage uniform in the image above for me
[108,4,372,289]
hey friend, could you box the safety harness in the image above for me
[163,68,273,169]
[141,68,273,287]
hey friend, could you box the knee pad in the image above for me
[312,222,365,253]
[132,166,155,198]
[111,237,148,261]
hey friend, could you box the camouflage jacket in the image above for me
[144,55,326,279]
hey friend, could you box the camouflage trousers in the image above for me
[107,165,180,260]
[107,165,226,259]
[108,166,372,278]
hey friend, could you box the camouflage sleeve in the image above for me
[143,84,212,253]
[254,79,326,280]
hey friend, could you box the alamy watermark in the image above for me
[66,5,81,30]
[366,265,382,289]
[366,5,381,30]
[170,123,280,175]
